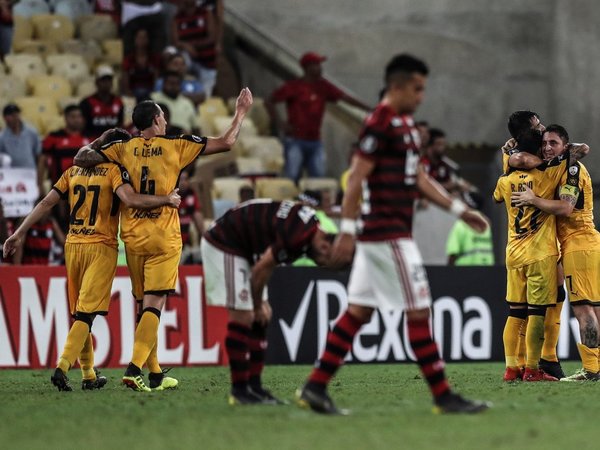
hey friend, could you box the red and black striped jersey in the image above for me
[355,104,421,241]
[174,7,217,68]
[22,222,54,265]
[178,189,201,246]
[42,129,93,184]
[204,199,319,264]
[79,94,124,139]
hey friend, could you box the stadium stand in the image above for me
[254,177,299,201]
[31,14,75,43]
[212,177,254,204]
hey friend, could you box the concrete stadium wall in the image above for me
[228,0,600,180]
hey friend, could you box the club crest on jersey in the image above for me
[122,170,130,181]
[360,135,377,153]
[191,135,203,143]
[569,166,579,176]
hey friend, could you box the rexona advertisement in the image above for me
[0,265,581,368]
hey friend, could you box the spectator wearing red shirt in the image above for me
[122,28,162,102]
[177,170,204,264]
[266,52,370,183]
[79,65,125,139]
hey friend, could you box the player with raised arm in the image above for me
[511,125,600,381]
[201,199,335,404]
[73,88,253,392]
[296,54,489,415]
[3,130,181,391]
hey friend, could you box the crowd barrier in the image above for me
[0,265,581,368]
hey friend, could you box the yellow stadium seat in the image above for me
[213,115,257,138]
[14,96,60,132]
[31,14,75,43]
[238,136,284,172]
[212,177,253,203]
[28,74,72,101]
[0,76,28,102]
[199,97,230,118]
[4,54,47,79]
[42,114,66,135]
[11,17,34,52]
[58,96,82,113]
[76,78,96,98]
[12,39,58,57]
[255,177,298,201]
[121,95,136,128]
[101,39,123,66]
[59,39,103,67]
[299,177,339,197]
[236,157,266,175]
[46,53,90,85]
[228,96,271,136]
[77,14,118,42]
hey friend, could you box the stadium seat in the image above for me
[238,136,284,173]
[0,76,28,102]
[212,177,253,204]
[31,14,75,43]
[228,96,271,136]
[213,116,257,139]
[46,54,90,85]
[14,96,60,133]
[28,74,72,101]
[199,97,230,119]
[76,78,96,98]
[42,114,66,135]
[59,39,103,67]
[236,157,266,175]
[121,95,136,128]
[77,14,118,42]
[58,96,82,113]
[254,177,298,201]
[54,0,93,21]
[299,177,339,196]
[4,54,47,79]
[13,0,50,18]
[12,39,58,57]
[100,39,123,66]
[11,16,34,52]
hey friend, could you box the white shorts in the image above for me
[348,238,432,311]
[200,239,266,311]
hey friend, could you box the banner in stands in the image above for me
[0,265,580,368]
[0,168,39,218]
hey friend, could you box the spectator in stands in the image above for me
[239,185,255,203]
[94,0,121,24]
[155,51,205,106]
[178,169,204,264]
[122,1,168,55]
[12,197,65,265]
[420,128,473,196]
[151,71,199,134]
[266,51,370,184]
[80,66,125,139]
[446,192,494,266]
[172,0,218,97]
[0,0,12,61]
[122,28,162,102]
[0,103,44,191]
[415,120,430,155]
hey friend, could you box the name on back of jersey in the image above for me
[133,146,163,157]
[69,167,109,177]
[510,180,533,192]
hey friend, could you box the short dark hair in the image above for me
[63,104,81,116]
[428,128,445,144]
[384,54,429,86]
[516,128,543,155]
[507,110,539,140]
[544,124,569,144]
[132,100,161,130]
[415,120,429,128]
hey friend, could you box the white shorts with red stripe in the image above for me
[200,239,266,311]
[347,238,432,311]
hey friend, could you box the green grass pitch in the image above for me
[1,362,598,450]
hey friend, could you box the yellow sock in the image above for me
[526,314,546,369]
[503,316,525,368]
[79,333,96,381]
[541,303,563,362]
[131,310,160,369]
[57,320,90,374]
[516,317,528,367]
[577,343,599,373]
[146,341,161,373]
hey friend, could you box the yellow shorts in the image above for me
[126,248,181,300]
[506,255,558,306]
[563,250,600,305]
[65,242,118,315]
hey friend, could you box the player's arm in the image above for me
[330,154,374,268]
[569,143,590,161]
[511,184,577,217]
[508,151,542,170]
[416,164,488,232]
[204,88,253,155]
[2,190,61,258]
[73,129,120,167]
[116,185,181,210]
[251,247,277,326]
[192,210,205,236]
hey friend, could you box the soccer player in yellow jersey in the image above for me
[74,88,253,392]
[3,131,181,391]
[512,124,600,381]
[494,127,574,382]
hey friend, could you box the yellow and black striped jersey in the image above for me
[98,134,207,254]
[493,152,569,268]
[53,163,129,248]
[556,161,600,253]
